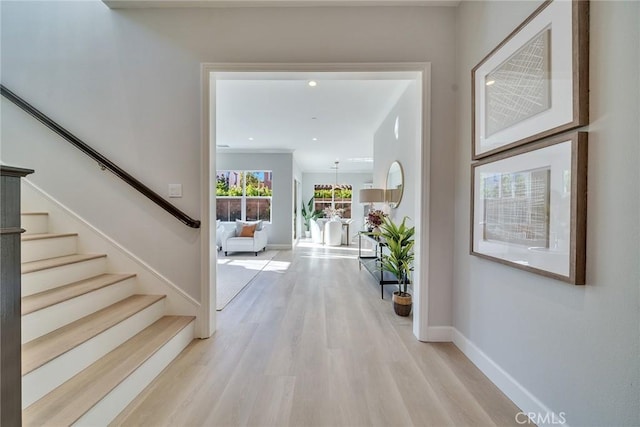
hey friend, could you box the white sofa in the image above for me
[220,220,268,256]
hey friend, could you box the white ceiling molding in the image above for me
[103,0,460,9]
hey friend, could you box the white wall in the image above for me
[373,81,454,329]
[373,83,418,222]
[454,1,640,425]
[217,152,293,247]
[302,172,372,235]
[0,1,457,302]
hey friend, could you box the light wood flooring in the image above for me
[113,241,521,426]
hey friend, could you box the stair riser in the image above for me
[22,278,137,344]
[22,299,166,409]
[74,320,194,427]
[21,235,78,263]
[22,257,107,297]
[21,214,48,235]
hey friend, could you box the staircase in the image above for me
[20,212,195,426]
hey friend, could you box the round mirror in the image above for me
[386,161,404,209]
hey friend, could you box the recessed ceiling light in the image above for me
[486,80,495,86]
[312,137,318,141]
[248,137,254,141]
[308,80,318,87]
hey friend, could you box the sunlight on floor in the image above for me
[299,252,359,260]
[262,260,291,272]
[296,238,375,260]
[217,259,272,271]
[296,240,373,253]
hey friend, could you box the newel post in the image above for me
[1,165,34,426]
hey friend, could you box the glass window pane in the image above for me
[216,198,242,222]
[314,202,331,215]
[245,171,272,197]
[314,185,333,202]
[216,171,243,196]
[246,198,271,222]
[336,202,352,219]
[334,185,352,202]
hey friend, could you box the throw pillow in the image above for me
[239,224,257,237]
[235,219,263,234]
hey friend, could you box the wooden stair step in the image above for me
[21,232,77,242]
[22,273,137,316]
[23,316,195,426]
[21,253,106,274]
[22,295,165,375]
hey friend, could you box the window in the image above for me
[313,184,352,218]
[216,170,272,222]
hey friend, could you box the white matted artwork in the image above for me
[472,0,589,159]
[470,131,587,285]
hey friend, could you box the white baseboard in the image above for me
[451,328,567,427]
[425,326,453,342]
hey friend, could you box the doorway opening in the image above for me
[200,63,431,340]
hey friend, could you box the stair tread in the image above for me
[21,253,106,274]
[22,294,165,375]
[23,315,194,426]
[21,212,48,216]
[22,273,137,316]
[21,232,78,241]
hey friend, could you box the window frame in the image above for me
[216,170,273,223]
[313,184,352,219]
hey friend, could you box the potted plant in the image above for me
[377,216,415,316]
[365,209,387,233]
[301,197,321,238]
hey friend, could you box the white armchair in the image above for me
[221,220,268,256]
[215,220,225,251]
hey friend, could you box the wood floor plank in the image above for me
[114,242,522,426]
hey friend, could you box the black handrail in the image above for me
[0,84,201,229]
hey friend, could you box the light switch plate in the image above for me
[168,184,182,198]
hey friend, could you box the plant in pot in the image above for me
[377,216,415,316]
[301,196,321,238]
[366,209,387,233]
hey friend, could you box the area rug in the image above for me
[216,250,279,310]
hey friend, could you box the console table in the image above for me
[358,231,405,299]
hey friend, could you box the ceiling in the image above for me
[104,0,460,9]
[216,72,415,173]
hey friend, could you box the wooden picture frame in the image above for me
[470,131,587,285]
[472,0,589,160]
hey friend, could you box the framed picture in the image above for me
[470,131,587,285]
[472,0,589,160]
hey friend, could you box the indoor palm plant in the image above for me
[377,216,415,316]
[301,196,321,238]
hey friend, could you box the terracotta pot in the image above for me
[392,291,412,316]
